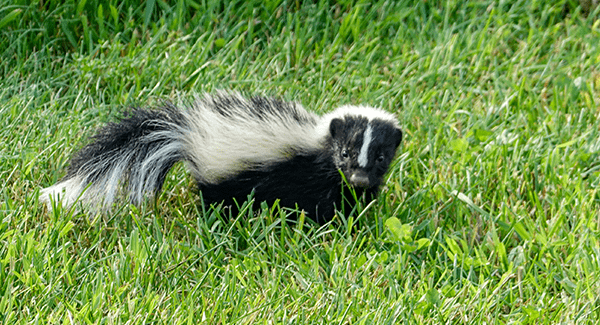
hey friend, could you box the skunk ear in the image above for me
[392,127,403,149]
[329,118,344,138]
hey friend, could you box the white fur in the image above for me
[40,153,133,211]
[40,176,86,209]
[181,93,326,183]
[128,133,184,205]
[321,104,399,127]
[357,124,372,167]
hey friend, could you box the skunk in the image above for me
[40,92,402,224]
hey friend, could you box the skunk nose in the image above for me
[349,171,370,187]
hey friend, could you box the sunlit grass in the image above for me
[1,0,600,323]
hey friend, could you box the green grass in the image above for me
[2,0,600,323]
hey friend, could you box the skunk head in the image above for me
[327,106,402,189]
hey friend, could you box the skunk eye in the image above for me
[341,150,349,159]
[376,155,385,163]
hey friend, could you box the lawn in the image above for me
[1,0,600,323]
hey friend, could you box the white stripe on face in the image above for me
[357,124,372,168]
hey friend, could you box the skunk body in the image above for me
[41,92,402,224]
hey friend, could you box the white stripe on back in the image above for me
[357,124,372,167]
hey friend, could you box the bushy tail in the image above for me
[40,104,187,211]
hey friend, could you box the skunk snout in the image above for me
[348,170,370,188]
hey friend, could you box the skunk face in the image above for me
[329,115,402,189]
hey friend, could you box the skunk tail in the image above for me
[40,103,187,210]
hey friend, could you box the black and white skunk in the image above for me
[41,92,402,224]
